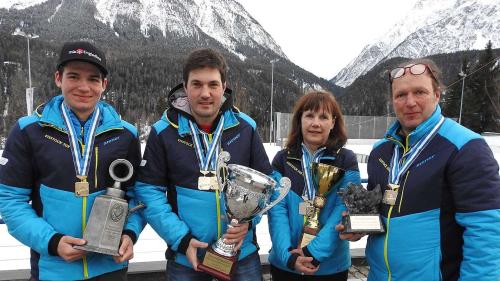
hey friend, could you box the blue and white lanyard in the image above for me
[389,116,445,185]
[189,116,225,172]
[301,144,326,201]
[61,103,100,179]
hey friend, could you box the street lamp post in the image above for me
[269,58,279,144]
[12,28,39,115]
[458,71,466,124]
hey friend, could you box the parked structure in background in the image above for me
[274,113,397,146]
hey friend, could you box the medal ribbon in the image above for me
[301,144,326,201]
[189,116,225,172]
[389,116,445,185]
[61,103,100,179]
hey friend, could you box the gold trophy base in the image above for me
[198,248,237,281]
[299,226,318,248]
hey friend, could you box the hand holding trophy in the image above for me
[198,151,291,281]
[74,159,144,255]
[338,183,385,234]
[299,162,345,248]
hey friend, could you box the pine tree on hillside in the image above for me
[442,57,470,119]
[464,41,499,133]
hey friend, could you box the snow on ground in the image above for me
[1,136,499,272]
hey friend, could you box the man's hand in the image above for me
[57,235,87,262]
[223,222,249,252]
[336,211,366,241]
[186,238,208,271]
[113,234,134,263]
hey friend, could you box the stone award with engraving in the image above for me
[198,151,291,281]
[339,183,385,234]
[299,162,345,248]
[74,159,143,255]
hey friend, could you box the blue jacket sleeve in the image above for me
[0,123,57,255]
[447,139,500,281]
[123,136,147,243]
[134,126,191,253]
[267,151,295,269]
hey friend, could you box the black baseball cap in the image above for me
[57,41,108,76]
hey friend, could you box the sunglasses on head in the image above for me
[389,63,437,83]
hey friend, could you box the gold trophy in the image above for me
[299,163,344,248]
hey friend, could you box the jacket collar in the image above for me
[164,83,239,136]
[287,144,342,161]
[386,105,443,147]
[36,95,123,134]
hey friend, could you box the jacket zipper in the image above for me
[94,147,99,190]
[383,135,410,281]
[42,122,121,278]
[82,196,89,279]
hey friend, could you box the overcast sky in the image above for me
[236,0,418,80]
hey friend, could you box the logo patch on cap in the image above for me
[68,49,103,61]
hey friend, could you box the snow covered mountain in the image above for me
[331,0,499,87]
[0,0,286,60]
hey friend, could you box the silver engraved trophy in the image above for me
[74,159,139,256]
[198,151,291,281]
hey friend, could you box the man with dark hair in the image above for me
[338,58,500,281]
[0,41,144,281]
[135,48,273,280]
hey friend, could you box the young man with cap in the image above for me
[0,41,144,281]
[134,48,274,280]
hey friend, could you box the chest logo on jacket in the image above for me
[415,154,435,168]
[378,158,390,172]
[103,136,120,146]
[44,134,70,149]
[225,133,240,147]
[286,161,303,176]
[177,138,193,147]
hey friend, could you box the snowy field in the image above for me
[1,136,499,274]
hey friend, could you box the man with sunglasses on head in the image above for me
[337,58,500,281]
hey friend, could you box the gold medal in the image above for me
[383,184,399,206]
[198,171,218,191]
[75,176,89,197]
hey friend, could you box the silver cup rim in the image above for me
[227,164,276,188]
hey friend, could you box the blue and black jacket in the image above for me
[0,95,145,280]
[268,146,361,275]
[134,84,273,269]
[365,106,500,281]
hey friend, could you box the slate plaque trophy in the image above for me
[339,183,385,234]
[299,163,344,248]
[74,159,142,255]
[198,151,291,281]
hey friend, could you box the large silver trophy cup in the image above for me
[198,151,291,281]
[74,159,142,256]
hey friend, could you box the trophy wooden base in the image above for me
[299,226,318,248]
[198,248,238,281]
[342,214,385,234]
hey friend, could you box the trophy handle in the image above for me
[109,159,134,190]
[256,177,291,216]
[216,151,231,191]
